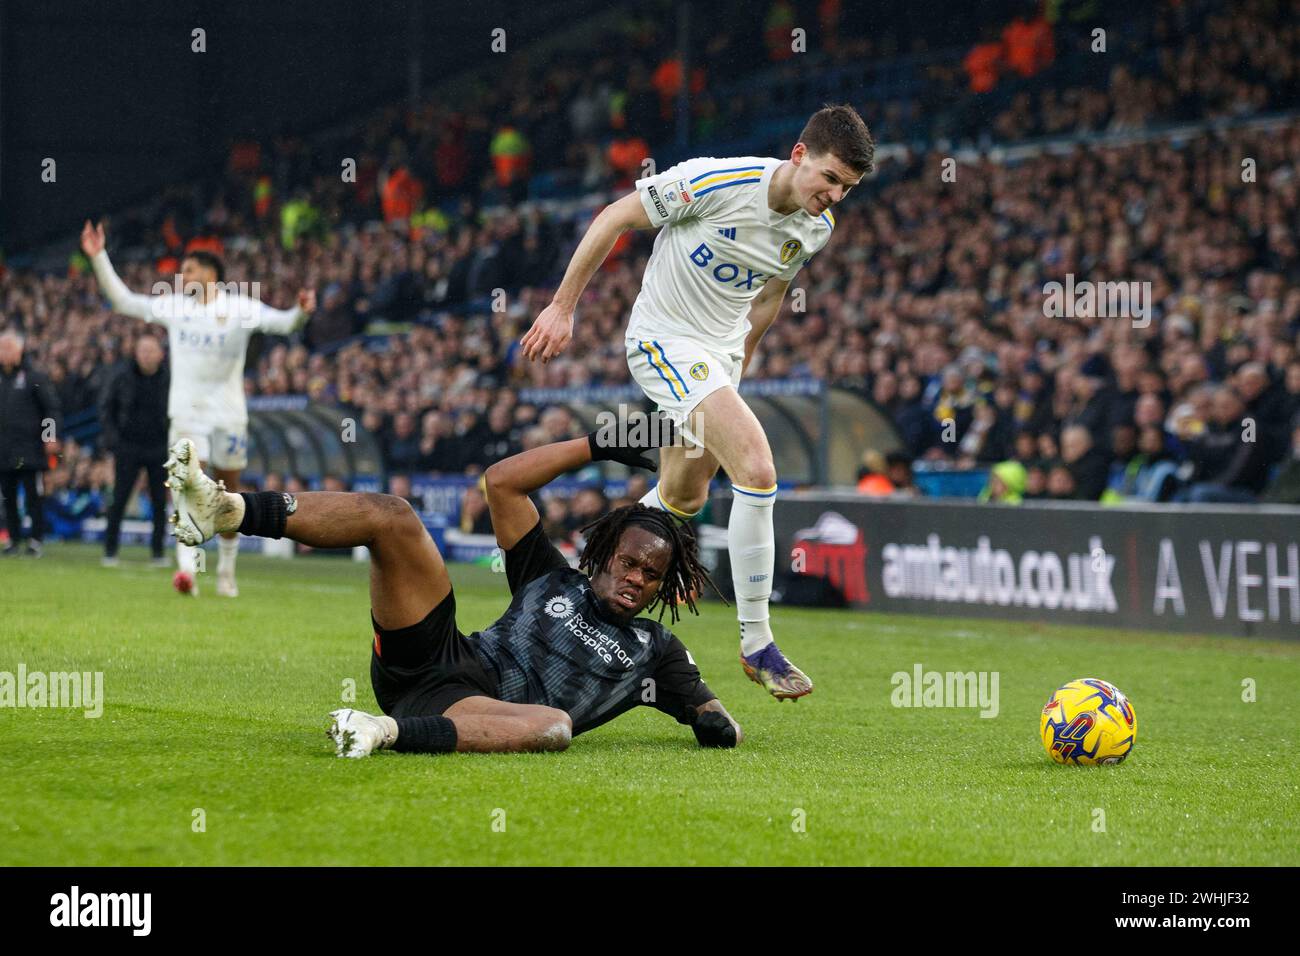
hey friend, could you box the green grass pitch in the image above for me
[2,542,1296,866]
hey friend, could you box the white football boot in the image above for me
[327,708,394,758]
[163,438,233,547]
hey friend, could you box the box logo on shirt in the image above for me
[780,239,803,264]
[687,242,770,290]
[176,329,230,350]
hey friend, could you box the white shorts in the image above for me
[169,420,248,471]
[626,336,742,441]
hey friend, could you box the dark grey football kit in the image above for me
[369,521,716,736]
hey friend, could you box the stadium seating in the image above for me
[3,0,1299,548]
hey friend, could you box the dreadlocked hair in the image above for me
[578,503,719,624]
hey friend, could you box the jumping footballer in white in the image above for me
[521,105,874,699]
[81,220,315,598]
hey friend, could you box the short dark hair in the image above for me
[183,250,225,282]
[798,104,875,176]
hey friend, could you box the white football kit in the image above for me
[627,156,834,430]
[92,251,306,469]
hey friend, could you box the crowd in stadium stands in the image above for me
[992,7,1296,140]
[3,0,1300,546]
[68,1,1299,257]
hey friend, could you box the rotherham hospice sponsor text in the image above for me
[0,664,103,718]
[881,534,1117,612]
[562,612,636,668]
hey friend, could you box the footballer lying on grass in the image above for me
[162,431,742,757]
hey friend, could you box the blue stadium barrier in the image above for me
[912,467,989,499]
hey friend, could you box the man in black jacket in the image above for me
[0,330,62,557]
[1059,424,1111,501]
[100,333,170,565]
[1179,386,1275,503]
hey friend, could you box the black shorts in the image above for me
[369,591,497,718]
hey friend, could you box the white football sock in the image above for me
[638,484,699,520]
[217,535,239,577]
[731,483,777,655]
[170,478,199,574]
[378,715,399,748]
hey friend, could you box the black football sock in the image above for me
[237,491,292,539]
[391,715,459,754]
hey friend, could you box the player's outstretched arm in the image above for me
[652,634,744,747]
[80,220,159,324]
[249,289,316,335]
[520,191,653,363]
[483,429,659,550]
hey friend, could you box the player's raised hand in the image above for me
[80,220,105,257]
[297,288,317,313]
[587,416,678,472]
[520,302,573,363]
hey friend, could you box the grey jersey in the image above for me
[468,523,714,736]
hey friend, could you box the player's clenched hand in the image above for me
[520,303,573,363]
[297,288,317,313]
[587,416,678,472]
[690,710,739,748]
[80,220,105,258]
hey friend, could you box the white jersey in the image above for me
[92,251,305,427]
[628,155,835,354]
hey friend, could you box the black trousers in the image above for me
[0,469,44,543]
[105,445,168,558]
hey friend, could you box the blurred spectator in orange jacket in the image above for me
[856,450,897,496]
[253,174,274,219]
[1003,12,1054,78]
[381,165,425,223]
[964,28,1003,93]
[185,235,224,258]
[652,57,706,122]
[606,135,651,190]
[489,125,531,190]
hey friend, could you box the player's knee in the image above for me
[531,709,572,752]
[363,493,421,540]
[371,492,417,522]
[662,485,707,516]
[733,456,777,492]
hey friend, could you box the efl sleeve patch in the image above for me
[637,174,695,225]
[635,157,726,225]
